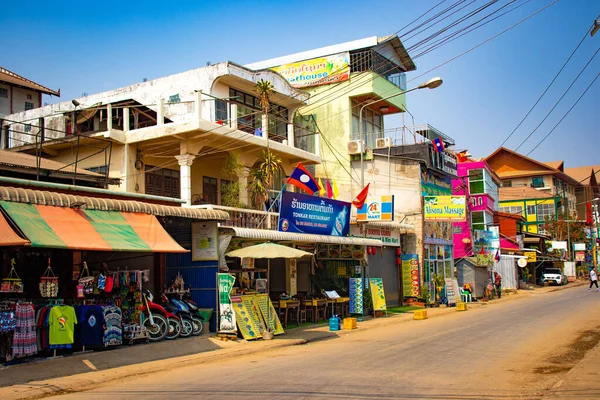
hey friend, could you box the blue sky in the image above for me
[2,0,598,167]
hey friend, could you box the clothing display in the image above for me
[49,306,77,346]
[102,306,122,347]
[12,303,37,358]
[75,305,105,347]
[0,311,16,333]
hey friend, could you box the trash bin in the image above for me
[196,308,214,322]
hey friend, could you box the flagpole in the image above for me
[258,184,286,229]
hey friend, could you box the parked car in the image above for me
[540,268,564,286]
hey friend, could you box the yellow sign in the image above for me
[271,52,350,88]
[254,294,284,336]
[232,295,266,340]
[369,278,387,311]
[524,252,537,262]
[424,196,466,221]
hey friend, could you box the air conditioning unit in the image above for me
[375,137,392,149]
[347,140,364,155]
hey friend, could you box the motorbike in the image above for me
[181,292,207,335]
[161,293,201,337]
[145,290,182,340]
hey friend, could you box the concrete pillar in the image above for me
[261,114,268,140]
[237,166,250,206]
[121,144,137,193]
[157,97,164,126]
[123,107,130,132]
[315,131,321,157]
[107,104,113,131]
[194,90,203,120]
[133,109,139,129]
[230,104,238,130]
[287,123,294,147]
[176,153,195,206]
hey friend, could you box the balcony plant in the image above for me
[432,274,445,304]
[247,150,282,210]
[221,154,247,209]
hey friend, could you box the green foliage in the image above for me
[247,150,282,210]
[220,154,247,208]
[420,286,431,303]
[254,79,274,115]
[522,267,531,282]
[432,274,445,293]
[542,211,586,243]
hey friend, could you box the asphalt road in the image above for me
[52,286,600,400]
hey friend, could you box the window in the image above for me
[351,100,383,148]
[0,88,8,98]
[526,205,536,216]
[502,180,512,187]
[145,166,180,198]
[86,165,108,174]
[531,176,545,188]
[468,169,484,194]
[203,176,218,204]
[229,88,288,140]
[500,205,523,215]
[23,124,31,133]
[471,211,485,232]
[537,202,555,221]
[215,99,228,122]
[26,94,32,100]
[24,102,34,111]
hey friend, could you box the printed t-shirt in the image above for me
[77,306,105,347]
[49,306,78,345]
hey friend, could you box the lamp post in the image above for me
[359,77,443,188]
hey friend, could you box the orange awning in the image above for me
[122,212,188,253]
[0,212,29,247]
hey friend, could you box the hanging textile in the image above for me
[103,306,122,347]
[12,303,37,358]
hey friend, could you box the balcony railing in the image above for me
[350,49,407,91]
[190,204,279,230]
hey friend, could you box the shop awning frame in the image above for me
[220,226,384,247]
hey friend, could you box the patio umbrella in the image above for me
[226,242,313,259]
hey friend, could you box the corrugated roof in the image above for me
[220,226,383,246]
[0,150,101,177]
[0,186,229,221]
[0,67,60,96]
[499,186,554,201]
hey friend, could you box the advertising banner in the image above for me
[356,196,394,222]
[217,273,237,334]
[424,196,466,221]
[401,254,421,297]
[369,278,387,311]
[349,278,364,315]
[271,52,350,88]
[192,222,218,261]
[278,191,350,236]
[349,224,400,246]
[574,243,586,251]
[575,251,586,262]
[524,251,537,262]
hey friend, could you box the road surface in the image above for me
[51,287,600,400]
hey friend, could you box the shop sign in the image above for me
[349,278,363,314]
[192,222,218,261]
[401,254,421,297]
[444,278,456,305]
[369,278,387,311]
[279,191,350,236]
[217,273,237,334]
[270,52,350,88]
[349,224,400,246]
[316,244,364,260]
[443,154,457,176]
[551,241,568,250]
[574,243,586,251]
[424,196,466,221]
[517,258,528,268]
[524,251,537,262]
[575,251,586,262]
[356,195,394,222]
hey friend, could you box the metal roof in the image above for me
[0,67,60,96]
[0,150,102,178]
[0,186,229,221]
[220,226,383,246]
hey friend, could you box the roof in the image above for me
[495,210,526,221]
[0,186,229,221]
[494,170,555,179]
[245,35,416,72]
[0,67,60,96]
[499,186,555,201]
[0,150,102,178]
[545,161,564,171]
[565,165,598,186]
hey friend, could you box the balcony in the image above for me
[190,204,279,230]
[350,49,407,91]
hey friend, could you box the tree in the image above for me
[254,79,274,116]
[220,154,247,209]
[542,211,586,243]
[247,150,282,210]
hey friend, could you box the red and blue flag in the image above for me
[287,163,321,195]
[432,137,445,152]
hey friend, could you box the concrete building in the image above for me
[0,67,59,117]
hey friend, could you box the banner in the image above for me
[356,196,394,222]
[424,196,466,221]
[278,191,350,236]
[217,273,237,334]
[401,254,420,297]
[232,295,266,340]
[369,278,387,311]
[349,224,400,246]
[192,222,218,261]
[575,251,586,262]
[349,278,364,314]
[524,251,537,262]
[271,52,350,88]
[574,243,586,251]
[254,294,284,336]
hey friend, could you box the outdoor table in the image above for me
[273,299,301,327]
[302,299,327,322]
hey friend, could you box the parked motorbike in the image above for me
[145,290,182,340]
[162,293,200,337]
[181,292,207,335]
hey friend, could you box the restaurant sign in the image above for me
[424,196,466,221]
[270,52,350,88]
[356,195,394,222]
[279,191,350,236]
[349,224,400,246]
[401,254,420,298]
[217,273,236,334]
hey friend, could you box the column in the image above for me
[237,166,250,206]
[287,123,294,147]
[261,114,268,140]
[107,104,113,131]
[314,131,321,157]
[123,107,130,132]
[194,90,203,120]
[176,154,195,206]
[157,97,164,126]
[230,104,238,129]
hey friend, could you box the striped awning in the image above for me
[0,212,29,247]
[0,201,187,253]
[219,226,383,247]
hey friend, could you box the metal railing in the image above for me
[350,49,407,90]
[190,204,279,230]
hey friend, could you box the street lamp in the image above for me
[359,77,443,187]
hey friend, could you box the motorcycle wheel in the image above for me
[166,318,182,340]
[179,318,194,338]
[191,316,203,336]
[144,314,168,342]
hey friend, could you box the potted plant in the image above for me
[432,274,445,306]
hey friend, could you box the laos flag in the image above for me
[287,163,321,195]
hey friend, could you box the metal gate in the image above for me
[493,256,518,290]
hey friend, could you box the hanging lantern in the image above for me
[372,247,377,255]
[395,248,401,256]
[396,257,402,265]
[366,247,371,255]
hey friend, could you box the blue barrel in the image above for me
[329,315,341,331]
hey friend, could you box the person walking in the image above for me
[494,271,502,299]
[588,267,599,292]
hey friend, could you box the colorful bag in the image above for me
[78,262,94,296]
[39,258,59,298]
[1,259,23,293]
[104,276,114,293]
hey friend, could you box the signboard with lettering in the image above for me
[524,251,537,262]
[349,224,400,246]
[270,52,350,88]
[401,254,421,298]
[279,191,350,236]
[356,196,394,222]
[443,154,457,176]
[424,196,466,221]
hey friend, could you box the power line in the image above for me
[514,47,599,152]
[501,23,592,147]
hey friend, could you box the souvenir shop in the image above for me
[0,199,188,365]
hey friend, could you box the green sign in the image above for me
[217,273,236,333]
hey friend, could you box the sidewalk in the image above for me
[0,280,586,400]
[545,342,600,399]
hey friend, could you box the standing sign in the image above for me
[349,278,363,314]
[278,191,350,236]
[356,196,394,222]
[424,196,466,221]
[369,278,387,311]
[192,222,218,261]
[444,278,456,306]
[401,254,420,297]
[217,273,237,334]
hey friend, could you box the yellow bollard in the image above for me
[456,302,468,311]
[413,309,428,320]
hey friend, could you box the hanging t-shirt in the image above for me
[49,306,78,345]
[76,306,105,347]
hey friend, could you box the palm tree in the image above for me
[254,79,274,116]
[247,150,282,210]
